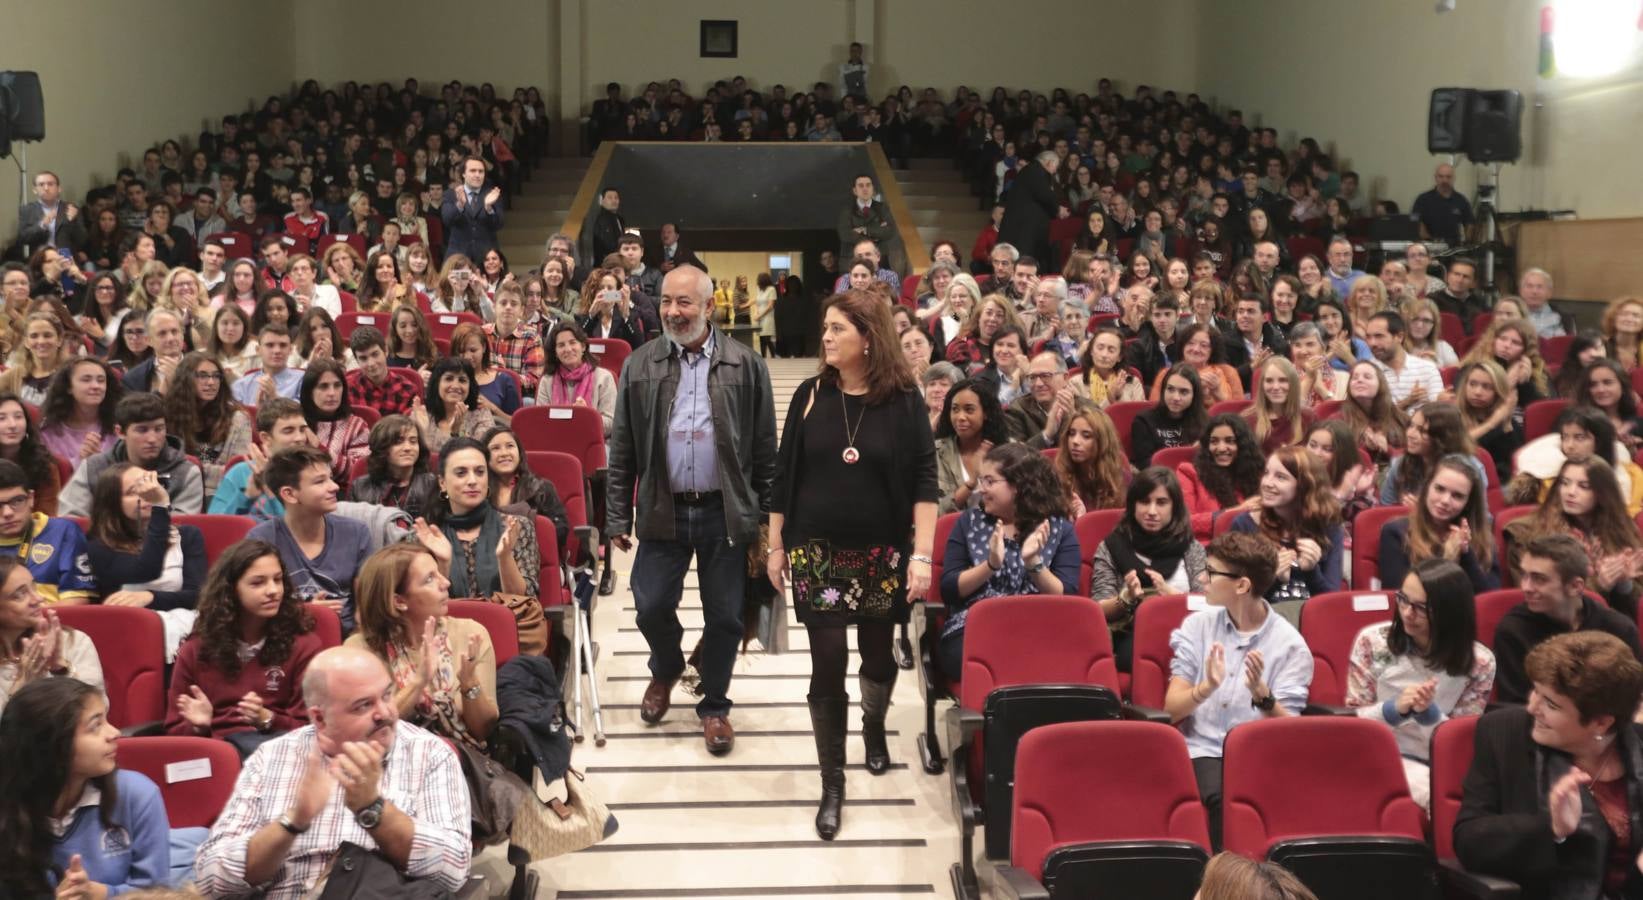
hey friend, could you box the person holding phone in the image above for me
[578,265,645,349]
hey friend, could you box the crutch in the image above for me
[566,523,605,745]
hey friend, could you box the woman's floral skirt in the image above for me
[788,538,911,625]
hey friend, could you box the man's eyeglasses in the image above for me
[1203,566,1239,581]
[0,494,31,514]
[1395,591,1430,617]
[1026,372,1059,382]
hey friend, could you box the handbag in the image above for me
[313,841,457,899]
[453,740,530,847]
[488,592,549,656]
[508,767,616,860]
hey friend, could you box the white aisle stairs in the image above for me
[523,357,963,899]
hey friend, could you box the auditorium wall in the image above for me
[1197,0,1643,220]
[289,0,556,104]
[0,0,295,240]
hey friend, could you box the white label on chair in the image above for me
[438,315,458,324]
[549,407,574,420]
[1353,594,1391,611]
[165,758,213,784]
[588,344,606,354]
[359,315,377,325]
[1186,594,1208,610]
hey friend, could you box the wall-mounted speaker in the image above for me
[1465,89,1522,164]
[1428,87,1470,154]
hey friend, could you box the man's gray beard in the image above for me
[667,314,708,346]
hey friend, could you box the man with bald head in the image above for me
[195,647,471,898]
[1412,162,1473,244]
[607,263,777,755]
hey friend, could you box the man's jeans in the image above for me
[631,495,746,717]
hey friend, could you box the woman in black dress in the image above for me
[768,290,938,841]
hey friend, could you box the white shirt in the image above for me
[1371,353,1444,406]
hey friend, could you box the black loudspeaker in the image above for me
[1465,89,1522,163]
[1427,87,1470,154]
[0,71,45,142]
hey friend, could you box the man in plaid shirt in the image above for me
[194,648,471,898]
[346,326,424,416]
[488,281,545,395]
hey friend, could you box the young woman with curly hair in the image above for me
[348,414,440,519]
[1379,455,1499,595]
[1179,413,1265,540]
[1228,445,1345,603]
[1052,398,1128,516]
[937,442,1079,676]
[1090,466,1207,670]
[163,353,252,497]
[0,393,61,514]
[40,358,123,467]
[163,540,321,744]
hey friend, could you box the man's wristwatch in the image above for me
[277,812,309,835]
[1251,692,1277,712]
[354,797,386,830]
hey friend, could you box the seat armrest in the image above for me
[943,706,983,761]
[455,876,488,900]
[991,865,1050,900]
[1303,703,1359,717]
[944,706,984,828]
[1123,704,1171,723]
[120,720,164,738]
[571,525,599,568]
[1438,858,1521,899]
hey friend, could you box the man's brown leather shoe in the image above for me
[703,715,734,755]
[639,678,675,724]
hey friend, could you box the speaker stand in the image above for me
[1474,161,1502,291]
[14,143,26,208]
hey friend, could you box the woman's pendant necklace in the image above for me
[841,390,867,465]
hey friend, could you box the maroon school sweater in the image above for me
[164,630,325,736]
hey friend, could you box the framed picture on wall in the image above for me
[700,20,738,58]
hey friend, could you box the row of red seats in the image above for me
[918,583,1527,898]
[992,715,1494,899]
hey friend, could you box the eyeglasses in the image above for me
[1395,591,1430,617]
[1203,566,1239,581]
[193,370,223,382]
[0,494,31,514]
[1026,372,1060,382]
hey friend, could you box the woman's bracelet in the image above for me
[910,554,932,565]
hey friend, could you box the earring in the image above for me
[864,346,870,356]
[1596,733,1607,743]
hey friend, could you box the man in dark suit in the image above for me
[997,151,1067,274]
[1223,292,1290,389]
[589,187,625,264]
[646,222,708,274]
[440,155,503,263]
[16,171,87,258]
[836,174,903,274]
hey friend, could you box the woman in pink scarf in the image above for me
[534,321,617,437]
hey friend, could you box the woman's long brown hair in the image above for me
[815,291,915,406]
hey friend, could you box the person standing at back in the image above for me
[441,156,503,264]
[606,264,776,756]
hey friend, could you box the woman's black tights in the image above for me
[807,621,897,698]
